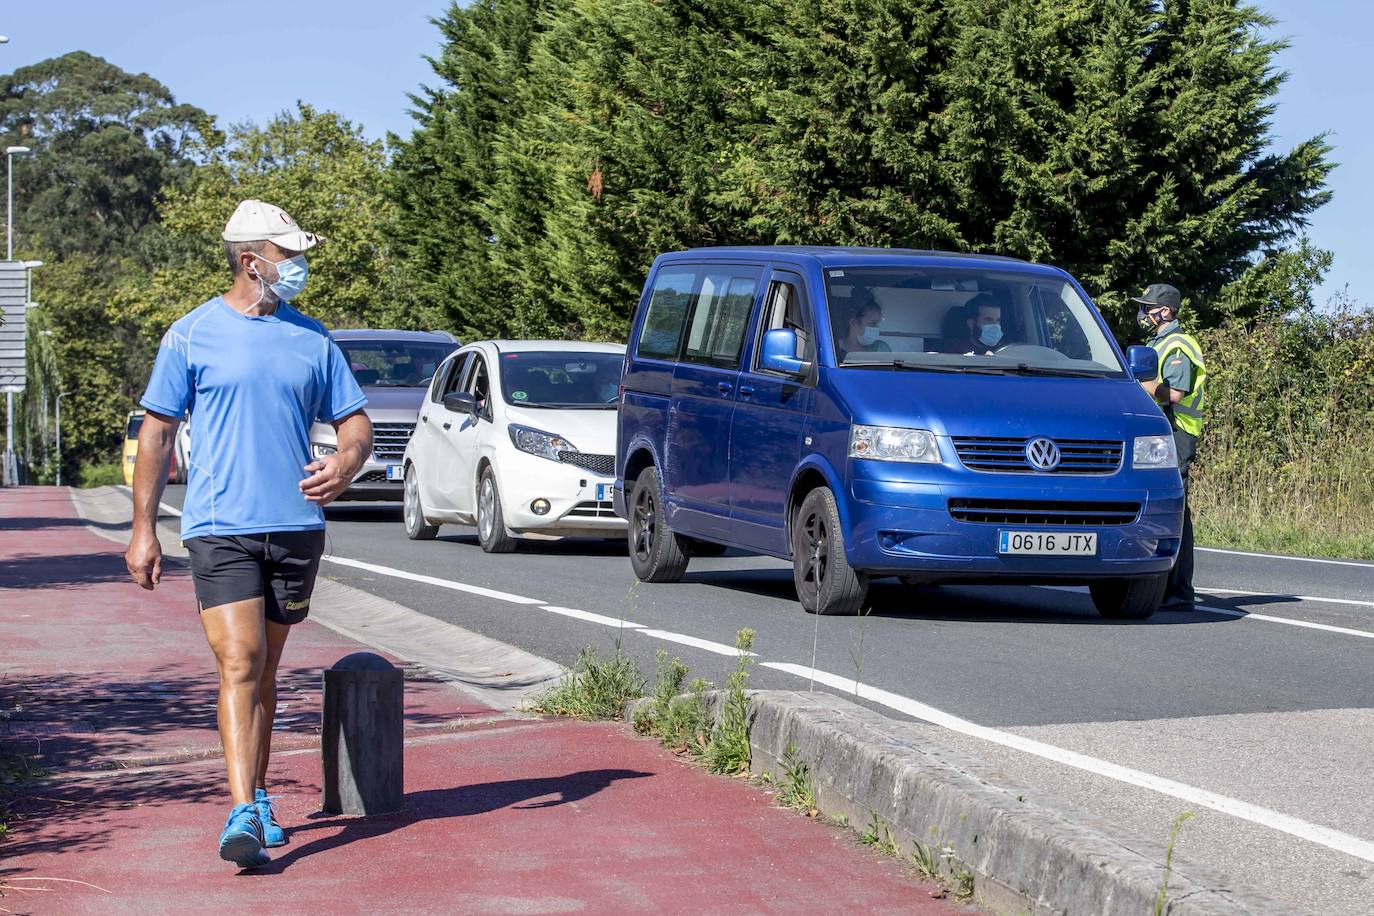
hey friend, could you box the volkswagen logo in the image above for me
[1025,437,1062,471]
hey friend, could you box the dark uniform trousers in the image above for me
[1170,427,1198,605]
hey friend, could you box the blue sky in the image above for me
[1,0,1368,305]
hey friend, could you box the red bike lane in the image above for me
[0,487,967,914]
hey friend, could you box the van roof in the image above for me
[657,246,1061,273]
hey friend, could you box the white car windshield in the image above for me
[825,266,1126,378]
[499,351,625,408]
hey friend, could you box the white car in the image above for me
[401,340,627,550]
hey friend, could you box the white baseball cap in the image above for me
[221,199,321,252]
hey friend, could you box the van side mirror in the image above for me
[759,328,810,377]
[443,391,478,416]
[1126,345,1158,382]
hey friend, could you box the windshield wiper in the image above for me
[844,359,1003,375]
[1004,363,1110,378]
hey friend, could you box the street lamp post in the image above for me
[7,146,32,261]
[55,391,69,487]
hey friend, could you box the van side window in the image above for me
[681,270,759,369]
[753,274,813,370]
[636,269,697,360]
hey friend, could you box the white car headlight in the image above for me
[1132,435,1178,469]
[849,425,941,463]
[310,443,337,459]
[509,424,577,462]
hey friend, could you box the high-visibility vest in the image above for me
[1150,330,1207,436]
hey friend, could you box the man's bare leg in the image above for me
[200,599,268,806]
[256,619,292,789]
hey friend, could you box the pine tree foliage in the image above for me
[391,0,1331,338]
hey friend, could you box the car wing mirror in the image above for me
[442,392,478,416]
[759,328,811,377]
[1126,345,1159,382]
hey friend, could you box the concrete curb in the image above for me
[632,689,1292,916]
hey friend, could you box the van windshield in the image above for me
[825,266,1125,378]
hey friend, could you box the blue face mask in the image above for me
[858,325,882,346]
[254,253,309,302]
[978,323,1003,347]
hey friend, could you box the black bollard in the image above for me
[321,651,404,815]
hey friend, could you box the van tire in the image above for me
[793,488,867,616]
[477,467,518,553]
[404,464,440,541]
[1089,574,1166,620]
[629,467,689,583]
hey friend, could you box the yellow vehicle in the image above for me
[122,410,181,486]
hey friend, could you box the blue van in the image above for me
[613,247,1184,619]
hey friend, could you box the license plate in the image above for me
[385,465,404,481]
[998,530,1097,556]
[596,483,614,501]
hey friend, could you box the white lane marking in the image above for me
[321,555,546,606]
[635,629,756,657]
[1198,546,1374,569]
[541,606,644,629]
[1038,585,1374,641]
[1200,587,1374,610]
[160,501,182,517]
[762,662,1374,864]
[1197,605,1374,640]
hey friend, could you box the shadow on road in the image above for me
[255,769,653,873]
[682,568,1239,626]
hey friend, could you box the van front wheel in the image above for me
[629,467,690,583]
[793,488,867,616]
[1089,574,1167,620]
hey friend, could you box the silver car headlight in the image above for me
[509,424,576,462]
[849,425,941,463]
[310,443,337,459]
[1132,435,1178,469]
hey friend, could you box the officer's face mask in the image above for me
[1137,305,1169,331]
[251,252,310,303]
[858,325,882,347]
[977,323,1003,348]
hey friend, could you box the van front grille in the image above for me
[952,436,1122,474]
[949,498,1140,526]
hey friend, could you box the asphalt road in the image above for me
[159,485,1374,914]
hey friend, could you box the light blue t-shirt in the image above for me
[141,297,367,539]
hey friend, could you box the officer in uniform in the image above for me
[1133,283,1206,611]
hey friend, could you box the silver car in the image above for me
[309,329,460,501]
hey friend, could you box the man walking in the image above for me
[1133,283,1207,612]
[125,200,372,868]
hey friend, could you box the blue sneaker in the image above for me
[255,787,287,848]
[218,802,270,868]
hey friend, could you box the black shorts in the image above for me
[184,530,326,625]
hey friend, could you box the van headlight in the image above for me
[1132,435,1178,469]
[509,424,576,461]
[849,425,940,463]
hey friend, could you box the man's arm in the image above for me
[1139,379,1186,403]
[125,411,180,590]
[299,410,373,506]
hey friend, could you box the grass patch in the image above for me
[775,744,817,816]
[1154,811,1195,916]
[532,642,644,720]
[703,628,754,776]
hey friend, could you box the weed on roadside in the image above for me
[1154,811,1196,915]
[634,651,711,754]
[704,629,755,776]
[533,641,645,720]
[775,744,817,815]
[859,810,902,857]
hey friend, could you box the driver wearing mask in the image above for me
[946,293,1003,355]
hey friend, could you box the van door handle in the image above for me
[717,381,733,395]
[738,385,755,398]
[442,421,452,430]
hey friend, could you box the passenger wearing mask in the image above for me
[836,300,891,362]
[945,293,1004,355]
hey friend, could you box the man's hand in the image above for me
[300,455,352,506]
[126,529,164,590]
